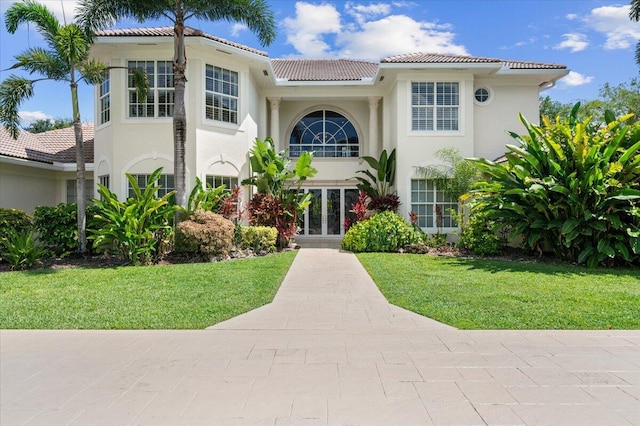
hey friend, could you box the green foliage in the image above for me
[175,210,235,260]
[23,117,73,133]
[236,226,278,253]
[244,137,317,247]
[424,233,448,248]
[414,147,479,201]
[33,203,100,256]
[471,105,640,267]
[455,210,503,256]
[0,208,33,254]
[186,177,229,213]
[342,210,422,253]
[354,149,396,197]
[91,167,177,265]
[1,229,46,270]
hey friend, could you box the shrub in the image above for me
[404,243,430,254]
[175,210,235,259]
[424,233,448,248]
[472,105,640,267]
[342,210,422,253]
[369,194,400,213]
[91,168,177,265]
[33,203,100,256]
[456,210,503,256]
[236,226,278,253]
[1,229,46,270]
[248,193,298,248]
[0,208,32,251]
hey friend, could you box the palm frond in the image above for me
[636,41,640,69]
[75,0,165,33]
[191,0,276,46]
[630,0,640,21]
[5,0,60,48]
[55,24,92,64]
[77,59,108,85]
[0,76,35,139]
[10,47,68,80]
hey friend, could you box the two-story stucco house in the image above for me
[1,26,568,239]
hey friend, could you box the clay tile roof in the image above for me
[94,26,268,57]
[381,52,567,70]
[0,125,94,164]
[271,58,379,81]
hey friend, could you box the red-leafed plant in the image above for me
[369,194,400,213]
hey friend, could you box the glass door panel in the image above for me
[326,189,341,235]
[308,189,322,235]
[344,189,358,227]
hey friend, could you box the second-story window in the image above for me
[205,65,238,124]
[128,60,174,118]
[99,71,110,124]
[411,82,459,131]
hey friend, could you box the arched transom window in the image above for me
[289,110,359,158]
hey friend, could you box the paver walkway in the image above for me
[2,248,640,425]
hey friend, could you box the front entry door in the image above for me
[301,187,358,237]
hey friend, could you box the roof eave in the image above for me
[274,79,376,86]
[379,62,503,70]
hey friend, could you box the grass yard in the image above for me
[357,253,640,330]
[0,251,296,329]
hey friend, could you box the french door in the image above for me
[300,187,358,237]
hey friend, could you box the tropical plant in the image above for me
[33,203,100,257]
[0,208,32,245]
[1,229,47,270]
[354,149,396,198]
[471,105,640,267]
[24,118,73,133]
[368,194,401,213]
[631,0,640,67]
[342,210,423,253]
[77,0,276,212]
[244,137,317,247]
[186,177,229,213]
[1,0,148,254]
[91,167,177,265]
[414,147,479,201]
[236,225,277,253]
[454,210,504,256]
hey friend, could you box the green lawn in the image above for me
[357,253,640,330]
[0,251,296,329]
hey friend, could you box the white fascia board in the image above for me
[195,38,270,63]
[53,162,95,172]
[274,79,376,87]
[94,36,172,45]
[0,156,94,172]
[496,68,569,77]
[379,62,503,71]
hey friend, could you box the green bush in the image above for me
[91,168,177,265]
[237,226,278,252]
[175,210,235,259]
[456,211,503,256]
[424,233,448,248]
[1,229,46,270]
[472,105,640,267]
[33,203,100,256]
[0,208,32,254]
[342,210,422,253]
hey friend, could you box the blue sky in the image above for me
[0,0,638,126]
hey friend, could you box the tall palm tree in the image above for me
[76,0,276,212]
[0,0,148,254]
[631,0,640,67]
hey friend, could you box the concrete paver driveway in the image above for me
[2,248,639,425]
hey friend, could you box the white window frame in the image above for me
[206,175,239,191]
[410,179,458,230]
[66,179,95,204]
[128,174,174,198]
[98,71,110,125]
[205,64,239,125]
[411,81,460,132]
[127,60,174,119]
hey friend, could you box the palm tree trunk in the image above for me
[71,80,87,254]
[173,15,187,216]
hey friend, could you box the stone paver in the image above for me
[2,248,640,425]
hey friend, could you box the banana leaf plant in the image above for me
[354,149,396,197]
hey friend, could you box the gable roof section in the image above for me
[95,26,268,57]
[0,125,94,165]
[271,59,379,82]
[381,52,566,70]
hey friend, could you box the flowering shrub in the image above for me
[175,210,235,259]
[342,210,423,252]
[247,193,297,248]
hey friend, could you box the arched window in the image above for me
[289,110,359,158]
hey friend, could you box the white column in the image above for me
[368,96,381,158]
[268,97,281,147]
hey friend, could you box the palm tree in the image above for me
[76,0,276,213]
[631,0,640,67]
[0,0,148,254]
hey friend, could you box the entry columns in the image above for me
[268,97,281,148]
[368,96,381,158]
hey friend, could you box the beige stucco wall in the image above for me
[0,162,70,213]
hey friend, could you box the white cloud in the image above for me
[230,23,247,37]
[585,5,640,49]
[562,71,594,86]
[554,33,588,53]
[283,2,342,57]
[283,1,467,59]
[19,110,52,125]
[566,13,578,20]
[1,1,79,23]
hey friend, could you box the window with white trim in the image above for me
[410,179,458,228]
[99,71,110,124]
[128,174,174,198]
[128,60,174,118]
[411,82,459,131]
[206,175,238,191]
[205,65,238,124]
[66,179,94,204]
[98,175,110,201]
[289,110,359,158]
